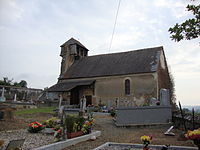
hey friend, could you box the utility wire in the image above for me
[109,0,122,52]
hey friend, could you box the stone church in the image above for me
[48,38,171,108]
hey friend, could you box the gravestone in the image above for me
[0,87,6,102]
[42,128,55,134]
[160,89,170,106]
[5,139,25,150]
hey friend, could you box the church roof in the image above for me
[60,46,164,79]
[48,80,95,92]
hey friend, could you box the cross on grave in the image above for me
[59,105,66,140]
[0,87,6,102]
[13,94,17,102]
[58,94,63,109]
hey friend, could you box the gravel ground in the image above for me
[0,113,196,150]
[0,112,54,150]
[64,114,195,150]
[96,145,157,150]
[0,129,54,150]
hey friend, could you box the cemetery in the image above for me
[0,80,200,149]
[0,73,200,150]
[0,93,200,150]
[0,39,200,149]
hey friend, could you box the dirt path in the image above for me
[64,114,195,150]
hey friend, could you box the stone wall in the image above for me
[57,73,158,108]
[94,73,157,107]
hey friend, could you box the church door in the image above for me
[70,88,79,105]
[85,95,92,106]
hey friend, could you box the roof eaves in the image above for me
[59,71,157,80]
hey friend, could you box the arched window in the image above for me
[125,79,130,95]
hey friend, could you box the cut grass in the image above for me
[15,107,56,115]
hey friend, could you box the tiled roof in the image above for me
[48,80,95,92]
[60,46,163,79]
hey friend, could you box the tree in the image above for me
[13,82,21,87]
[19,80,27,88]
[169,4,200,42]
[0,77,13,86]
[0,77,28,88]
[169,71,176,110]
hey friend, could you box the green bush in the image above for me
[65,115,85,133]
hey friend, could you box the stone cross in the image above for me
[13,94,17,102]
[0,87,6,102]
[2,87,5,97]
[58,94,63,109]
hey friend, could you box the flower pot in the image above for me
[143,147,149,150]
[67,131,83,139]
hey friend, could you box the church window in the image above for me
[125,79,130,95]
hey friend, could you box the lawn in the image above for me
[15,107,56,115]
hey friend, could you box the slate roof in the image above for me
[60,38,88,50]
[48,80,95,92]
[60,46,163,79]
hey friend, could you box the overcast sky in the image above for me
[0,0,199,105]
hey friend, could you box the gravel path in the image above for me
[0,129,54,150]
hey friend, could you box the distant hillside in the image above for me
[183,105,200,113]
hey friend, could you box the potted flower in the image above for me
[140,135,152,150]
[28,121,43,133]
[65,115,85,139]
[82,118,94,135]
[185,128,200,149]
[43,117,57,128]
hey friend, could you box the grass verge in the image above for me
[15,107,56,115]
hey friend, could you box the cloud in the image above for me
[0,0,199,105]
[0,0,24,23]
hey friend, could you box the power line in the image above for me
[109,0,122,52]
